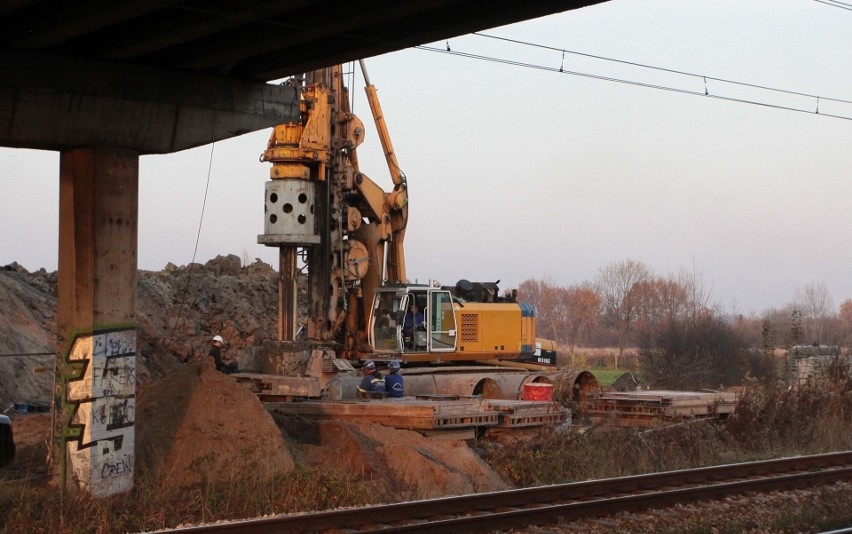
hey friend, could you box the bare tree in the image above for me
[564,283,601,357]
[678,263,713,324]
[794,282,834,344]
[596,259,651,368]
[541,284,569,346]
[518,276,561,342]
[634,276,690,339]
[839,299,852,347]
[760,304,796,349]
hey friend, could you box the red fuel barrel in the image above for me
[523,383,553,401]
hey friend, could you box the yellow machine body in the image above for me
[368,286,538,364]
[454,302,535,357]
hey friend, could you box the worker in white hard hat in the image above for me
[209,334,238,374]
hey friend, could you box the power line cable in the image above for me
[414,45,852,122]
[812,0,852,11]
[472,31,852,106]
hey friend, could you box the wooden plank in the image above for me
[482,400,563,414]
[584,387,739,426]
[264,399,502,430]
[498,410,569,428]
[419,428,477,440]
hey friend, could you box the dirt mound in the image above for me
[275,416,508,499]
[0,269,56,410]
[135,360,294,487]
[0,256,283,407]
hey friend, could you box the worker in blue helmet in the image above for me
[385,360,404,398]
[357,360,386,394]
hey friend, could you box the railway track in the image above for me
[174,450,852,533]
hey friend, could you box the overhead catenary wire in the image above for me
[157,4,852,121]
[414,44,852,122]
[812,0,852,11]
[471,31,852,107]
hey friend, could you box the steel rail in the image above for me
[172,450,852,533]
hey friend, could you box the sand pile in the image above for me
[274,415,508,499]
[135,360,294,487]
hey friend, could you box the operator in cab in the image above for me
[402,302,425,349]
[403,303,424,331]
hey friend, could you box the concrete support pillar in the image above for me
[53,147,138,497]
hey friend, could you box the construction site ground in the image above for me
[3,361,510,499]
[0,260,733,498]
[3,361,740,504]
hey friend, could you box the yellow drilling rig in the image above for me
[244,61,596,402]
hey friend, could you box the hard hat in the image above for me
[363,360,376,370]
[388,360,401,370]
[212,335,224,343]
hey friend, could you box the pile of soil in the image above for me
[135,360,294,487]
[275,416,508,499]
[0,265,56,410]
[0,255,283,408]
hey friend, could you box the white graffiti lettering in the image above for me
[65,329,136,497]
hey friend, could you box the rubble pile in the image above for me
[0,264,56,410]
[0,255,280,406]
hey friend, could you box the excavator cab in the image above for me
[369,287,458,356]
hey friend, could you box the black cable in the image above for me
[414,45,852,122]
[0,352,54,358]
[472,31,852,106]
[168,142,217,346]
[813,0,852,11]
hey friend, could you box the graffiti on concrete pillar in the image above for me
[62,327,136,497]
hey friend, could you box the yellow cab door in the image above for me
[427,289,457,352]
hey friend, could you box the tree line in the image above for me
[518,258,851,390]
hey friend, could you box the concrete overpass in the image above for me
[0,0,605,496]
[1,0,605,153]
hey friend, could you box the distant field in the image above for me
[591,369,626,387]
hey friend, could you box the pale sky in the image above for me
[2,0,852,315]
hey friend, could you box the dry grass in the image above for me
[480,420,731,487]
[0,466,391,534]
[560,347,641,370]
[482,362,852,487]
